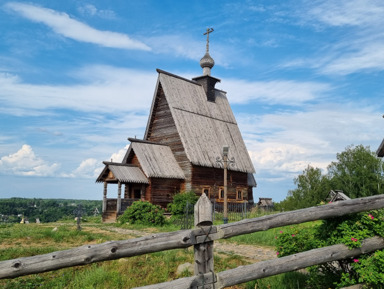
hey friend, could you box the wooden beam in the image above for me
[1,194,384,279]
[134,236,384,289]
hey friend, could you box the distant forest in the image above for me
[0,198,102,223]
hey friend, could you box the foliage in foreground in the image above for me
[118,200,165,226]
[276,208,384,288]
[166,191,198,216]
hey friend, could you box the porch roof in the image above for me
[96,163,149,184]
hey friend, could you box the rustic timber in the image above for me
[135,236,384,289]
[2,194,384,279]
[97,47,257,221]
[194,194,214,283]
[194,193,213,227]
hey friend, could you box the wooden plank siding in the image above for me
[97,69,256,222]
[191,166,251,203]
[146,83,193,191]
[147,178,182,208]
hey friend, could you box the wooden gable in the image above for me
[144,69,255,176]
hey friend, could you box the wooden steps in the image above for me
[102,211,117,223]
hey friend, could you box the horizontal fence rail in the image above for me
[135,236,384,289]
[1,194,384,281]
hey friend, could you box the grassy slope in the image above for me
[0,220,308,289]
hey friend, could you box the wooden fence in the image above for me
[1,194,384,288]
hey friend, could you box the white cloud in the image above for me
[66,158,101,178]
[147,35,203,60]
[0,66,157,115]
[321,43,384,75]
[0,144,60,176]
[288,0,384,75]
[5,2,150,51]
[77,4,116,19]
[307,0,384,27]
[240,102,382,185]
[221,78,331,105]
[109,145,129,163]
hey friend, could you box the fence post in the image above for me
[194,193,214,287]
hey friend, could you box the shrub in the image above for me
[276,208,384,288]
[118,201,165,226]
[167,191,198,216]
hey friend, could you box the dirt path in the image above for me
[214,241,277,262]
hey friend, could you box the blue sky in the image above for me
[0,0,383,202]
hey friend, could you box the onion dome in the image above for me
[200,52,215,75]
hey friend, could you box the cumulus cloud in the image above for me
[4,2,150,51]
[65,158,101,178]
[0,144,60,176]
[109,145,129,163]
[239,102,382,185]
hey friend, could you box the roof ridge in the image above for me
[102,162,138,167]
[156,68,200,85]
[127,138,168,146]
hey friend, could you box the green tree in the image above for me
[328,145,384,198]
[279,165,330,211]
[278,145,384,211]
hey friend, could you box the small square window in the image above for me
[202,187,211,198]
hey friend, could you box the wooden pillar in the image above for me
[117,181,122,214]
[223,153,228,224]
[141,184,145,201]
[124,184,128,199]
[194,193,214,286]
[102,182,107,213]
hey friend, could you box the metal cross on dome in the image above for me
[203,28,214,53]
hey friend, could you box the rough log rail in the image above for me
[135,236,384,289]
[1,194,384,280]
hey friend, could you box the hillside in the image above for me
[0,198,102,223]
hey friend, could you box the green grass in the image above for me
[0,219,313,288]
[0,223,115,245]
[225,221,321,247]
[245,271,308,289]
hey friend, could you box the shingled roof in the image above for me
[144,69,256,174]
[127,140,185,179]
[96,162,149,184]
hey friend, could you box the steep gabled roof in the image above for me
[96,162,149,184]
[126,139,185,179]
[145,70,255,174]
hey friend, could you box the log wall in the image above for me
[147,178,182,208]
[146,84,192,190]
[191,166,252,202]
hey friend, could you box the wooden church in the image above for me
[97,30,256,222]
